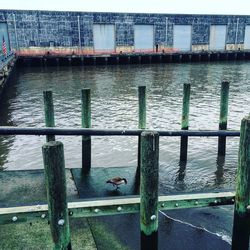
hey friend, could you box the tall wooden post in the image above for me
[217,81,229,158]
[232,116,250,249]
[42,141,71,250]
[43,91,55,142]
[180,83,190,163]
[81,89,91,173]
[137,86,146,171]
[140,131,159,250]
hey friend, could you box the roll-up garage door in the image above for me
[0,23,10,56]
[209,25,227,50]
[173,25,192,51]
[134,25,154,51]
[244,25,250,50]
[93,24,115,53]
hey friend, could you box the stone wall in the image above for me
[0,10,250,54]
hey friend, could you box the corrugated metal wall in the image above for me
[244,25,250,50]
[209,25,227,50]
[0,22,10,55]
[93,24,115,52]
[134,25,154,51]
[173,25,192,51]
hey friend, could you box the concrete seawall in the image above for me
[16,50,250,67]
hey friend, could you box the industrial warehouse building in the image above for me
[1,10,250,55]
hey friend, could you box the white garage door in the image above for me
[134,25,154,51]
[244,25,250,50]
[210,25,227,51]
[173,25,192,51]
[93,24,115,52]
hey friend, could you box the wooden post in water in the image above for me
[140,131,159,250]
[139,86,146,130]
[180,83,190,163]
[217,81,229,159]
[43,91,55,142]
[232,116,250,250]
[137,86,146,182]
[81,89,91,173]
[42,141,71,250]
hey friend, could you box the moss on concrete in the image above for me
[0,218,96,250]
[0,169,78,207]
[88,218,129,250]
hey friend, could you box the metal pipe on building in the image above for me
[235,17,239,48]
[13,14,19,52]
[77,15,82,53]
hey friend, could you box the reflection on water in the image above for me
[0,72,17,169]
[0,61,250,192]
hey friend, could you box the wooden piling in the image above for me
[137,86,146,175]
[140,131,159,250]
[217,81,229,158]
[180,83,190,163]
[81,89,91,173]
[42,141,71,250]
[232,116,250,250]
[139,86,146,130]
[43,91,55,142]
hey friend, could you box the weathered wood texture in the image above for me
[42,141,71,250]
[137,86,146,181]
[43,91,55,142]
[180,83,190,163]
[232,116,250,250]
[217,81,229,158]
[140,131,159,250]
[81,89,91,173]
[138,86,146,130]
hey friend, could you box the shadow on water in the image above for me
[0,70,18,169]
[215,156,226,187]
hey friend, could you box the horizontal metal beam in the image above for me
[0,191,235,225]
[0,126,240,137]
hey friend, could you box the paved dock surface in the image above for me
[0,168,232,249]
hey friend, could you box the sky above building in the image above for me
[1,0,250,15]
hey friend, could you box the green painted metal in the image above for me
[43,91,55,142]
[218,81,229,158]
[140,131,159,249]
[180,83,191,163]
[0,191,235,225]
[81,89,91,173]
[232,116,250,250]
[42,141,71,250]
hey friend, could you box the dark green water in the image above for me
[0,61,250,193]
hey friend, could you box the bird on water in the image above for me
[106,177,127,189]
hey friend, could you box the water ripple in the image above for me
[0,62,249,192]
